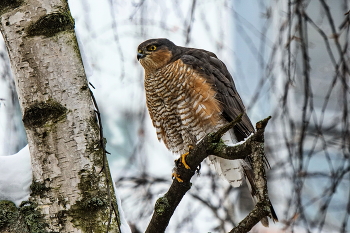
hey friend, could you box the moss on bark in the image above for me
[0,200,48,233]
[68,170,119,232]
[0,201,18,229]
[19,201,48,233]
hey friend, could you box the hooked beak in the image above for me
[137,52,146,60]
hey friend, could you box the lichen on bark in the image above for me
[19,201,48,233]
[0,201,30,233]
[68,169,119,232]
[30,180,51,198]
[0,201,18,230]
[155,197,171,216]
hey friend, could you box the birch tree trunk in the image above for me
[0,0,121,232]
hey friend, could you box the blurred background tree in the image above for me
[0,0,349,232]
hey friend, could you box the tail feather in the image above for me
[207,130,245,187]
[208,155,244,187]
[269,199,279,223]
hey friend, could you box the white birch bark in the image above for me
[0,0,121,232]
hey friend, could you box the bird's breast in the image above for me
[144,59,224,153]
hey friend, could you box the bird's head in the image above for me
[137,38,177,71]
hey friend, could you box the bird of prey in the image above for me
[137,38,278,226]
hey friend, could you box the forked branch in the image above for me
[145,116,273,233]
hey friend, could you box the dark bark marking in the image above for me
[26,12,74,37]
[22,100,67,128]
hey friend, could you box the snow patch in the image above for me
[233,133,254,146]
[0,145,32,206]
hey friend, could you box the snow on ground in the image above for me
[0,145,31,206]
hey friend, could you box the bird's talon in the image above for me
[172,172,183,182]
[180,151,191,169]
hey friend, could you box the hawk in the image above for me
[137,38,278,226]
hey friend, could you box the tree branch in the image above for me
[145,116,273,233]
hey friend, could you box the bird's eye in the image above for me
[138,49,142,53]
[148,45,157,51]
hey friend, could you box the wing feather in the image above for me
[177,47,277,223]
[178,48,255,141]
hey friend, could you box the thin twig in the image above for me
[89,85,121,233]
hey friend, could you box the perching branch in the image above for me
[145,115,273,233]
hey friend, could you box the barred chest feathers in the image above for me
[144,59,224,154]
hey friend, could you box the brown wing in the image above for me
[175,47,255,141]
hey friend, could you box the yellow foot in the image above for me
[180,145,193,170]
[172,172,183,182]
